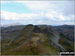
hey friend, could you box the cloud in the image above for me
[1,1,74,13]
[1,10,38,20]
[1,10,74,21]
[15,1,74,14]
[23,1,55,11]
[1,1,10,3]
[14,1,74,21]
[1,1,74,25]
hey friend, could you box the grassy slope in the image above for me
[1,33,59,55]
[59,33,74,52]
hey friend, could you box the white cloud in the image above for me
[1,10,74,22]
[1,1,74,25]
[24,1,55,11]
[59,14,74,21]
[45,11,74,21]
[1,11,38,20]
[15,1,74,14]
[45,11,60,20]
[1,1,10,3]
[12,1,55,11]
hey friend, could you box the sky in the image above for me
[1,0,75,26]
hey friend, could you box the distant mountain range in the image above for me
[1,24,74,55]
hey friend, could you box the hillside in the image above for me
[52,25,74,42]
[1,24,74,55]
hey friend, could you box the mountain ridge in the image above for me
[1,24,74,55]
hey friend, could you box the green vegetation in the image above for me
[2,25,73,55]
[1,32,59,55]
[59,33,74,51]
